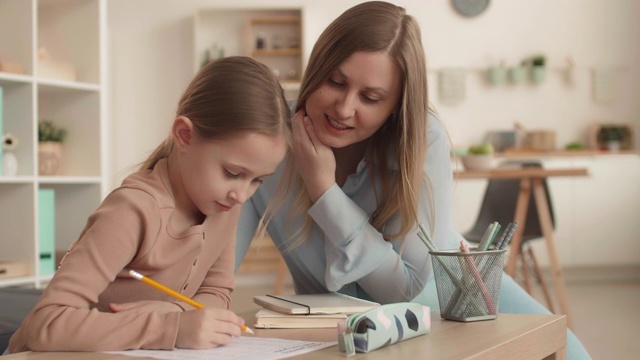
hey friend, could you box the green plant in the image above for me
[39,120,68,143]
[597,126,628,143]
[531,55,546,67]
[468,143,495,155]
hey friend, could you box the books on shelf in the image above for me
[253,292,379,315]
[254,308,347,329]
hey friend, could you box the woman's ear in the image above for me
[172,116,194,150]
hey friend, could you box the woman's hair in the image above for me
[139,56,292,171]
[282,1,429,245]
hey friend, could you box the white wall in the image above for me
[108,0,640,182]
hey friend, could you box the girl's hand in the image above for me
[108,300,182,314]
[292,111,336,202]
[176,308,245,349]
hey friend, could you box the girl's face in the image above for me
[180,130,287,218]
[305,51,402,149]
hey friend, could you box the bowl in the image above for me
[461,154,494,171]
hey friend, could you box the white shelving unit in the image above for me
[193,7,303,100]
[0,0,108,288]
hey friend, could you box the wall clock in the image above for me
[451,0,490,17]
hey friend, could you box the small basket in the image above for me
[430,249,506,322]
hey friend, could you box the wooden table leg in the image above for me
[528,247,555,313]
[532,178,572,329]
[506,178,531,277]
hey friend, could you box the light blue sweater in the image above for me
[236,113,461,303]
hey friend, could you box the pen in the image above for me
[493,222,512,250]
[458,241,496,314]
[476,222,497,251]
[129,270,254,334]
[417,225,485,314]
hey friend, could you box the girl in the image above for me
[235,2,590,359]
[9,56,291,352]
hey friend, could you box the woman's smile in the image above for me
[325,115,353,131]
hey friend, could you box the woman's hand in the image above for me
[176,308,245,349]
[292,111,336,202]
[108,300,182,314]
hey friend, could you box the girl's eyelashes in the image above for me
[224,167,266,184]
[223,168,239,179]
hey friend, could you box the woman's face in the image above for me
[305,51,402,149]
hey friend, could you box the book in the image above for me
[253,292,379,315]
[254,308,347,329]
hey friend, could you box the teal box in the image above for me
[38,189,56,275]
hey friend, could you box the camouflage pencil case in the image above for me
[337,302,431,355]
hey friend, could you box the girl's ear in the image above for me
[172,116,194,149]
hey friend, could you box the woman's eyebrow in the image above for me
[335,68,390,94]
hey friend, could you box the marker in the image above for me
[129,270,254,334]
[498,221,519,250]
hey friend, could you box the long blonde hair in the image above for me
[139,56,292,171]
[279,1,429,245]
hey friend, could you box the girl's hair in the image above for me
[281,1,430,245]
[139,56,292,171]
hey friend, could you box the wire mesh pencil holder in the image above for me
[430,249,506,322]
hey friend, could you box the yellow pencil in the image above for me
[129,270,254,334]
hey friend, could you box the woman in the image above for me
[236,2,590,358]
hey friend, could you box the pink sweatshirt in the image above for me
[9,159,238,352]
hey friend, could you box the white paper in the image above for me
[104,336,337,360]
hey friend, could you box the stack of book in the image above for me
[253,292,379,329]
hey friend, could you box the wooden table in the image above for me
[454,167,589,328]
[2,312,567,359]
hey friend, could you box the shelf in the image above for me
[250,17,300,25]
[0,176,35,184]
[0,0,107,289]
[38,176,102,184]
[0,276,38,288]
[0,72,33,85]
[193,7,303,100]
[38,78,101,93]
[252,48,301,57]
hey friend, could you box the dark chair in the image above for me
[463,160,556,311]
[0,287,43,354]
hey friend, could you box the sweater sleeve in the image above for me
[9,189,180,352]
[193,209,239,309]
[308,113,459,304]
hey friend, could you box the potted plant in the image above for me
[461,143,495,171]
[38,120,68,175]
[530,55,546,84]
[597,125,627,151]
